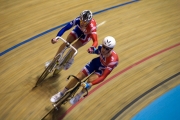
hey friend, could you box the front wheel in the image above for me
[55,91,71,105]
[53,50,72,76]
[33,58,58,88]
[53,67,63,76]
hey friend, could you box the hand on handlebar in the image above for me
[51,37,59,44]
[87,46,96,54]
[81,82,92,89]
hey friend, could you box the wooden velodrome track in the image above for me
[0,0,180,120]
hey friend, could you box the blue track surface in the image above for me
[132,85,180,120]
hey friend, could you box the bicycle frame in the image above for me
[53,75,88,106]
[52,36,78,72]
[32,37,78,89]
[41,75,90,120]
[57,37,77,60]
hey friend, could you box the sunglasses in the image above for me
[102,45,112,51]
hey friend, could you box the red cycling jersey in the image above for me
[57,17,98,48]
[91,50,119,85]
[77,18,98,47]
[82,45,119,85]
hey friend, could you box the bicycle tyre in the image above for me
[34,58,58,88]
[41,92,71,120]
[57,92,72,105]
[41,77,86,119]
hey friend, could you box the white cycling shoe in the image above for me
[63,58,74,70]
[45,58,74,70]
[45,60,52,68]
[50,92,64,103]
[70,93,81,105]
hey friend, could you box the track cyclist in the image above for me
[46,10,98,70]
[50,36,119,105]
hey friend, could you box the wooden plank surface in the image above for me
[0,0,179,120]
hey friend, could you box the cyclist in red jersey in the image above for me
[46,10,98,70]
[50,36,119,104]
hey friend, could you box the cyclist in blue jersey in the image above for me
[46,10,98,70]
[50,36,119,105]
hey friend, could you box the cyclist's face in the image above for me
[80,19,89,27]
[101,45,112,55]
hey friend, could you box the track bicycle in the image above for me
[33,37,78,89]
[41,74,89,120]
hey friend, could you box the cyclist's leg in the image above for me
[81,72,100,93]
[50,69,87,103]
[63,40,84,70]
[63,34,91,70]
[62,57,98,92]
[87,73,99,82]
[75,57,103,93]
[69,73,99,105]
[70,39,83,55]
[66,71,87,89]
[55,26,85,58]
[54,34,75,57]
[51,57,97,103]
[67,33,91,58]
[45,34,76,68]
[69,58,101,104]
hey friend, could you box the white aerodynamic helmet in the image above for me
[102,36,116,49]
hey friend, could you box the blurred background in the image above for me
[0,0,180,120]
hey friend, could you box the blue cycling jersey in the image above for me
[57,17,81,36]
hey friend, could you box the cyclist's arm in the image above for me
[57,17,80,37]
[57,22,73,36]
[91,68,111,85]
[90,45,101,54]
[91,60,118,85]
[90,33,98,48]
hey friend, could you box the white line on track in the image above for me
[97,21,106,27]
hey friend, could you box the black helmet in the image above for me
[80,10,93,22]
